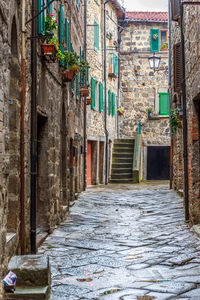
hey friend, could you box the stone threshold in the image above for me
[36,232,48,249]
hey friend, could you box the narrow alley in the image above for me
[39,183,200,299]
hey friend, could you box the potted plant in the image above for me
[161,42,168,51]
[117,108,124,115]
[170,109,180,134]
[86,98,91,105]
[148,108,153,118]
[41,14,58,58]
[80,88,89,97]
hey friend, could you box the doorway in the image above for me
[147,146,170,180]
[99,142,104,184]
[87,141,92,185]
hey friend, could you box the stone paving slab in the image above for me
[39,183,200,299]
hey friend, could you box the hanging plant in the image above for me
[170,109,180,134]
[117,108,124,115]
[44,13,58,42]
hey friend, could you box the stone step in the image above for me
[113,152,133,158]
[114,143,134,148]
[111,173,133,179]
[8,255,50,288]
[111,168,132,174]
[114,139,135,144]
[112,158,133,164]
[112,163,133,169]
[110,178,136,183]
[113,147,134,153]
[5,286,49,300]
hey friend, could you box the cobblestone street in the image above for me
[39,183,200,299]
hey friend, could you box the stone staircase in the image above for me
[110,139,135,183]
[5,255,51,300]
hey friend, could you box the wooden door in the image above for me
[87,141,92,185]
[147,146,170,180]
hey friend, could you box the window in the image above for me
[108,53,118,78]
[151,29,168,52]
[112,92,116,117]
[108,90,111,115]
[160,30,168,51]
[71,44,75,94]
[94,20,99,50]
[171,0,180,21]
[91,77,96,110]
[159,93,169,115]
[99,82,103,112]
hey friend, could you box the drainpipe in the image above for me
[117,29,121,139]
[21,0,26,255]
[180,0,189,221]
[83,0,87,190]
[104,0,111,185]
[30,0,38,253]
[168,0,173,190]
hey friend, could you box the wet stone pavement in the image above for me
[39,183,200,299]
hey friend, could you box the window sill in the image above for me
[148,115,169,120]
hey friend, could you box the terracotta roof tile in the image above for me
[126,11,168,22]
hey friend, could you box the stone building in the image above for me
[0,0,85,297]
[86,0,124,185]
[170,0,200,223]
[120,11,170,180]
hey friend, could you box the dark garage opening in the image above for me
[147,146,170,180]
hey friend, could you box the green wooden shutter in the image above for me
[71,44,75,93]
[91,78,96,110]
[86,67,89,85]
[94,20,99,50]
[38,0,45,35]
[112,92,116,116]
[59,4,64,65]
[65,18,70,51]
[76,0,80,10]
[99,82,103,112]
[108,90,111,115]
[76,75,79,100]
[80,49,85,88]
[151,29,160,52]
[113,54,118,76]
[48,0,53,14]
[159,93,169,115]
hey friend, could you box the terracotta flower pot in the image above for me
[41,44,56,56]
[69,65,80,74]
[80,88,89,97]
[63,70,75,82]
[118,111,124,115]
[86,98,91,105]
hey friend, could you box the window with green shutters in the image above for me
[159,93,169,115]
[151,29,160,52]
[80,49,85,88]
[48,0,53,14]
[38,0,45,35]
[112,92,116,116]
[91,78,96,110]
[65,18,70,51]
[99,82,103,112]
[59,4,64,65]
[94,20,99,50]
[108,90,111,115]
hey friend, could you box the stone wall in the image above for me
[0,0,85,297]
[120,21,170,145]
[170,2,200,223]
[86,0,120,183]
